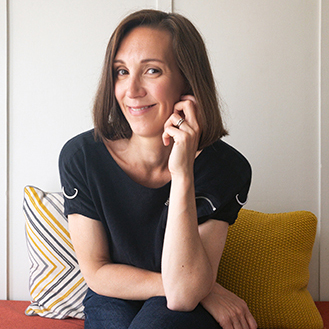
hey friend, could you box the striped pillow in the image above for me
[24,186,87,319]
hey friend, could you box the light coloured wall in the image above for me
[0,0,8,300]
[1,0,327,301]
[174,0,322,299]
[7,0,160,301]
[320,0,329,301]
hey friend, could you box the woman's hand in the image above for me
[201,283,258,329]
[162,95,201,176]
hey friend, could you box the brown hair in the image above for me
[93,9,228,149]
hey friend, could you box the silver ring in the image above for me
[176,118,185,128]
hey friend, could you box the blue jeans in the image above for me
[83,289,222,329]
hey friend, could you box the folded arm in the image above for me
[68,214,165,300]
[161,172,229,311]
[161,96,229,311]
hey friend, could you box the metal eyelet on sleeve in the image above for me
[62,187,79,200]
[195,196,216,212]
[236,194,248,206]
[165,196,216,212]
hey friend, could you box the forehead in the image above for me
[115,27,174,62]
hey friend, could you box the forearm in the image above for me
[84,262,164,300]
[69,214,165,301]
[161,174,214,310]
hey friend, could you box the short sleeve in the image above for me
[195,140,252,226]
[59,135,100,220]
[197,177,251,225]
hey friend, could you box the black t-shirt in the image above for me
[59,129,251,272]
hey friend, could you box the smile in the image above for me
[128,104,156,112]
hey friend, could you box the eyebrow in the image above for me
[113,58,166,64]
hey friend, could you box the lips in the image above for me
[128,104,156,113]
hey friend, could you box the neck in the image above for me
[105,134,173,188]
[106,134,173,170]
[127,134,172,170]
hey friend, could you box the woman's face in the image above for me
[114,27,186,139]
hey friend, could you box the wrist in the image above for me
[170,171,194,187]
[146,271,165,297]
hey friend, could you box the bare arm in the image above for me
[162,177,229,311]
[162,170,257,328]
[161,96,229,311]
[68,214,165,300]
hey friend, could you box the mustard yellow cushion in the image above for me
[217,209,323,329]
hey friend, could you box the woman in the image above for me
[59,9,257,329]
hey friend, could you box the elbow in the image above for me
[166,282,213,312]
[83,275,98,294]
[81,268,104,296]
[166,294,199,312]
[165,279,215,312]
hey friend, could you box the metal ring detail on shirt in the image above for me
[236,194,248,206]
[62,187,79,199]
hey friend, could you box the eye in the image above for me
[146,68,161,75]
[116,68,129,77]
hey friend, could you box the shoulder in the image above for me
[196,139,251,181]
[195,140,252,224]
[59,129,99,163]
[59,129,106,175]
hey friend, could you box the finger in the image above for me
[162,127,177,147]
[164,114,196,140]
[221,303,249,329]
[162,125,176,146]
[236,301,257,329]
[162,122,174,146]
[245,313,258,329]
[162,113,185,146]
[234,308,257,329]
[162,125,192,146]
[237,316,250,329]
[231,317,244,329]
[179,95,200,125]
[180,94,197,104]
[217,314,234,329]
[173,100,199,133]
[164,113,186,130]
[162,120,185,146]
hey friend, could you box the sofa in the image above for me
[0,185,327,329]
[0,300,328,329]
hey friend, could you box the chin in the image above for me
[131,128,163,139]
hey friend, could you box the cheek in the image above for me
[114,82,124,102]
[114,87,120,102]
[157,83,182,104]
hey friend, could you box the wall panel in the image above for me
[173,0,321,299]
[0,0,8,300]
[8,0,157,300]
[320,0,329,301]
[157,0,172,12]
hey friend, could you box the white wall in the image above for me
[0,0,8,300]
[175,0,321,299]
[1,0,327,301]
[7,0,159,301]
[320,0,329,301]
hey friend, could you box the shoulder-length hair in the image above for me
[93,9,228,149]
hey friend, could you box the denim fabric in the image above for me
[83,289,221,329]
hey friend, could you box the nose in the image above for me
[126,75,146,98]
